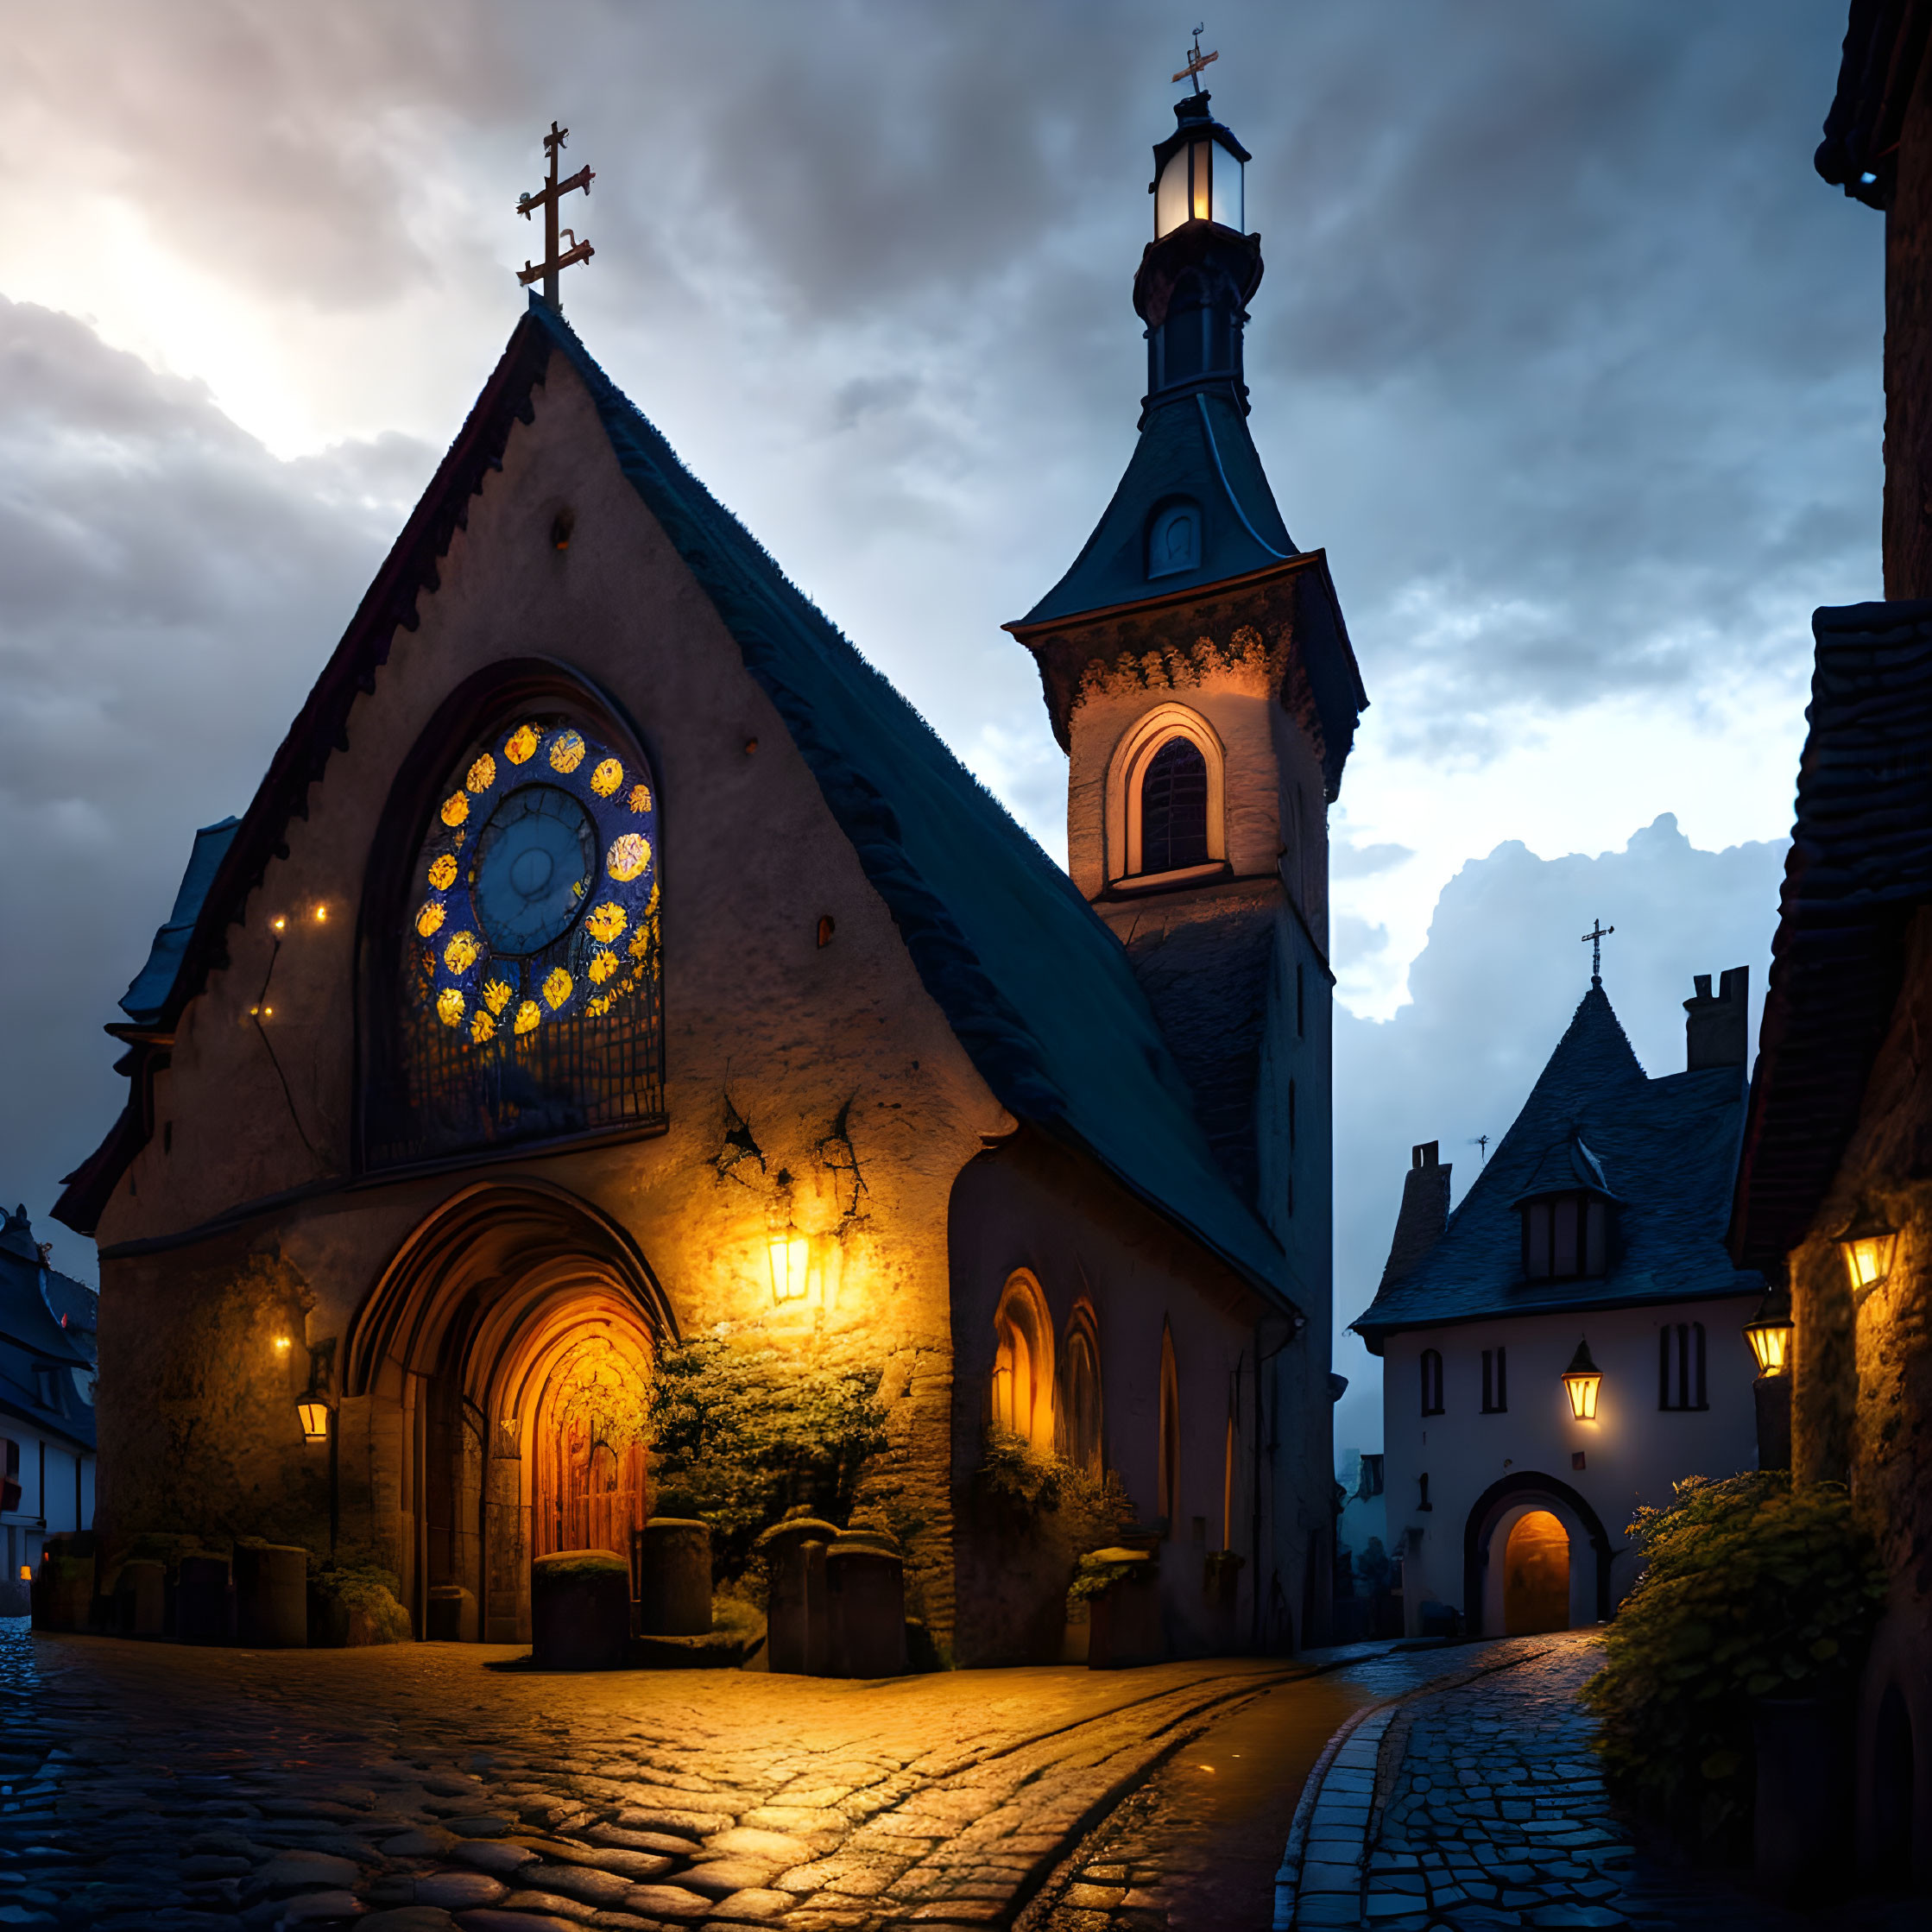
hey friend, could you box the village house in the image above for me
[0,1205,98,1613]
[1354,968,1765,1638]
[53,87,1363,1664]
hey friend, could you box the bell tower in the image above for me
[1006,69,1367,1423]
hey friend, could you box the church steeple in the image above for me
[1019,86,1295,627]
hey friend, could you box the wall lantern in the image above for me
[767,1228,812,1305]
[16,1565,28,1583]
[1836,1214,1898,1296]
[1562,1339,1602,1422]
[296,1397,331,1444]
[1743,1291,1795,1376]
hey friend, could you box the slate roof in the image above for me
[1022,388,1298,625]
[121,818,241,1026]
[0,1207,96,1455]
[60,300,1292,1307]
[1354,984,1763,1348]
[1731,600,1932,1268]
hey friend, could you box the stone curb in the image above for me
[1272,1642,1560,1931]
[1007,1642,1424,1932]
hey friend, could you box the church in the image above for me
[55,83,1365,1665]
[1353,966,1768,1638]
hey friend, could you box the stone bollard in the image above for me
[635,1518,711,1637]
[756,1517,840,1675]
[234,1544,309,1647]
[29,1532,95,1633]
[1086,1548,1163,1669]
[425,1583,478,1644]
[114,1560,167,1638]
[176,1553,234,1643]
[826,1530,908,1678]
[531,1550,629,1670]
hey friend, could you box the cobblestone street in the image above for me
[0,1619,1317,1932]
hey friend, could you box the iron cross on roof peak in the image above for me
[516,120,595,312]
[1582,918,1615,987]
[1173,25,1218,92]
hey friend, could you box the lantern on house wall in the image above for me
[1743,1290,1795,1375]
[1836,1214,1897,1295]
[296,1397,331,1444]
[1562,1339,1602,1422]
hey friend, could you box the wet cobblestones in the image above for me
[0,1619,1297,1931]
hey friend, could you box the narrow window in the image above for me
[1296,963,1305,1039]
[1660,1323,1710,1411]
[1288,1080,1297,1152]
[1585,1197,1607,1276]
[1553,1197,1579,1278]
[1693,1322,1707,1408]
[1525,1202,1552,1280]
[1420,1348,1444,1416]
[1418,1472,1432,1512]
[1140,737,1209,874]
[1481,1347,1508,1414]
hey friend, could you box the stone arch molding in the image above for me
[345,1179,676,1406]
[1105,701,1228,886]
[1462,1471,1614,1635]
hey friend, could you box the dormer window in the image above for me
[1146,501,1201,578]
[1522,1190,1609,1282]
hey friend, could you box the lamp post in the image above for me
[1562,1340,1602,1422]
[1743,1291,1795,1375]
[1744,1285,1795,1473]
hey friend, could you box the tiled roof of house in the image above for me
[1354,984,1762,1347]
[1731,600,1932,1267]
[59,300,1293,1308]
[0,1207,96,1453]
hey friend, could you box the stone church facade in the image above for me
[57,89,1363,1664]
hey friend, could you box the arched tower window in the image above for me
[1420,1348,1444,1416]
[1140,738,1210,874]
[1104,703,1228,886]
[1146,500,1201,578]
[1158,1323,1181,1530]
[992,1271,1056,1453]
[1063,1300,1103,1476]
[363,696,664,1171]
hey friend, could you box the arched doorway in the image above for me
[1463,1474,1613,1636]
[1503,1511,1570,1634]
[346,1182,672,1642]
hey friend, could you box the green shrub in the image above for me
[647,1335,889,1578]
[1581,1474,1887,1850]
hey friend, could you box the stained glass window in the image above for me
[1140,736,1209,874]
[366,712,665,1170]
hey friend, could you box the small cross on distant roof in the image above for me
[1173,24,1219,92]
[515,120,596,311]
[1582,918,1615,986]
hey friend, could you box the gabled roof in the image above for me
[1815,0,1931,209]
[1022,388,1297,626]
[1731,600,1932,1268]
[60,300,1291,1305]
[1511,1133,1617,1207]
[1354,984,1762,1345]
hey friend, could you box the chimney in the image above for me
[1378,1141,1453,1290]
[1684,965,1750,1070]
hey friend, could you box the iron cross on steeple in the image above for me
[516,121,595,310]
[1582,918,1615,987]
[1173,25,1219,92]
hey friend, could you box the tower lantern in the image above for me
[1152,92,1248,237]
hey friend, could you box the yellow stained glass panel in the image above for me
[584,902,626,943]
[590,757,624,797]
[483,977,514,1015]
[436,988,465,1028]
[627,783,653,814]
[513,999,541,1035]
[549,729,586,773]
[607,832,651,882]
[427,854,458,891]
[415,901,446,939]
[440,792,469,828]
[466,752,497,793]
[543,966,573,1010]
[504,723,540,765]
[589,947,619,985]
[443,931,481,975]
[470,1007,496,1044]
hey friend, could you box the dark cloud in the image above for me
[0,296,427,1274]
[1329,816,1790,1455]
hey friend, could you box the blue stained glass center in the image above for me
[470,786,596,955]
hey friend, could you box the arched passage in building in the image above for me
[1463,1473,1613,1637]
[991,1271,1056,1453]
[345,1180,673,1642]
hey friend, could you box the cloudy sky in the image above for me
[0,3,1878,1449]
